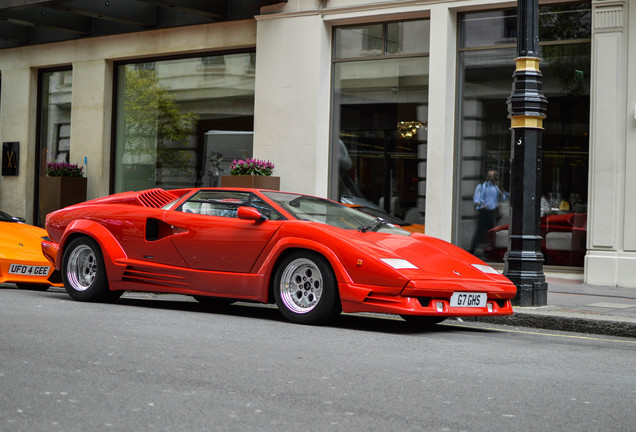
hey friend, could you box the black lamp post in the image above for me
[504,0,548,306]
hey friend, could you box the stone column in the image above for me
[69,59,113,200]
[585,0,635,286]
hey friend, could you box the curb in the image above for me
[464,311,636,338]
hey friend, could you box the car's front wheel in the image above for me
[273,251,341,325]
[62,236,121,302]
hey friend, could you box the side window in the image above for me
[178,191,284,220]
[180,191,249,218]
[251,196,284,221]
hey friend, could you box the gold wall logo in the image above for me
[2,142,19,176]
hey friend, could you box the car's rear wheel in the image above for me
[400,315,447,328]
[62,236,121,302]
[273,251,340,325]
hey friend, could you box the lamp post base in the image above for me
[506,271,548,306]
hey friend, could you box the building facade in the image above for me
[0,0,634,287]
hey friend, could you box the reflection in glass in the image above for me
[114,52,255,192]
[458,3,591,49]
[37,69,73,225]
[263,191,409,235]
[39,70,73,170]
[459,10,517,48]
[334,24,383,58]
[387,20,430,54]
[456,4,590,267]
[333,57,429,223]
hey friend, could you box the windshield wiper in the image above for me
[357,217,389,233]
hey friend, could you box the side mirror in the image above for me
[237,206,268,222]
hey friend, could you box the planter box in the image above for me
[221,175,280,190]
[39,176,87,222]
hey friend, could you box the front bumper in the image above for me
[339,278,515,317]
[0,259,62,287]
[41,240,60,269]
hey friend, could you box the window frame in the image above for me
[329,18,431,215]
[109,48,256,194]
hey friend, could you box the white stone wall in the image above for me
[254,9,332,197]
[585,0,636,286]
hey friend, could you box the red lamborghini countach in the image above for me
[42,188,516,326]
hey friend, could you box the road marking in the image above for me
[587,302,634,309]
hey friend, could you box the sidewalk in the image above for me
[467,277,636,338]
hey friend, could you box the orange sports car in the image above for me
[43,188,515,326]
[0,209,62,290]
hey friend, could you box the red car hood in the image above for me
[344,230,507,283]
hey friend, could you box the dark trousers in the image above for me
[470,208,497,254]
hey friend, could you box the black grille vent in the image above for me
[136,189,177,208]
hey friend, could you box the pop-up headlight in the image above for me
[381,258,418,270]
[471,264,500,275]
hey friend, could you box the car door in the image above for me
[164,190,283,273]
[97,206,190,268]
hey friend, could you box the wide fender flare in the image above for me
[58,219,127,280]
[255,237,353,285]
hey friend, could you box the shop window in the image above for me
[113,52,255,192]
[38,70,73,166]
[332,20,429,227]
[36,69,73,225]
[334,24,383,58]
[455,3,591,267]
[386,20,430,55]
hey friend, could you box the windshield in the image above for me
[350,206,408,226]
[262,191,409,235]
[0,210,16,222]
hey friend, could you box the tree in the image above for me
[120,67,199,185]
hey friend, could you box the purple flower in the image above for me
[46,162,84,177]
[229,157,275,176]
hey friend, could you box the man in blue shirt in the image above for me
[469,170,507,255]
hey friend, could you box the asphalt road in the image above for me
[1,286,635,432]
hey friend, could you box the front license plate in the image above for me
[450,292,486,307]
[8,264,50,276]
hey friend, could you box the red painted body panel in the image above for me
[106,258,270,302]
[44,187,517,319]
[164,211,282,273]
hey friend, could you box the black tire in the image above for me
[400,315,447,328]
[16,283,50,291]
[61,236,121,302]
[273,251,341,325]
